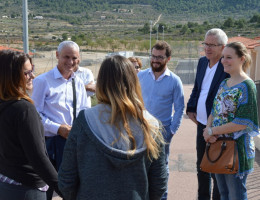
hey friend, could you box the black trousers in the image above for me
[45,135,66,200]
[196,122,220,200]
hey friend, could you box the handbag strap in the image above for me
[206,141,227,163]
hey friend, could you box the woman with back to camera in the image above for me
[0,50,61,200]
[58,55,167,200]
[203,42,259,200]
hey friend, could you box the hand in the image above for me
[163,126,174,144]
[57,124,72,139]
[187,112,198,125]
[208,136,217,143]
[85,81,96,92]
[203,127,216,143]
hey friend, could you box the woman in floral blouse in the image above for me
[203,42,259,200]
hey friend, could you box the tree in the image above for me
[62,33,68,41]
[158,23,167,33]
[139,23,150,34]
[249,14,260,23]
[180,25,189,35]
[235,19,245,29]
[223,17,234,28]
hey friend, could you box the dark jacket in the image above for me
[186,56,229,117]
[58,106,167,200]
[0,99,60,193]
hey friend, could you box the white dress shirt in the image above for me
[196,62,218,125]
[32,66,89,137]
[74,66,95,108]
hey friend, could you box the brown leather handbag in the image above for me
[200,137,239,174]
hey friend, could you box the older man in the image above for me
[138,41,184,200]
[32,41,88,200]
[186,28,229,200]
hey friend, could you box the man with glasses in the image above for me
[186,28,229,200]
[138,41,184,200]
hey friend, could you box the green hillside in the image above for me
[1,0,259,21]
[0,0,259,55]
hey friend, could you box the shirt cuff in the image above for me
[48,123,61,135]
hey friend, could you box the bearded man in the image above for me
[138,41,184,200]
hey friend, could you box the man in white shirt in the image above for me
[74,66,95,108]
[186,29,229,200]
[32,41,88,200]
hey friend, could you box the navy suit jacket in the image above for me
[186,56,229,118]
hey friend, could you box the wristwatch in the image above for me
[208,127,213,136]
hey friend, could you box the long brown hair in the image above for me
[0,50,33,103]
[96,55,163,160]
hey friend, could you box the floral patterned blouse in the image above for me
[211,78,259,177]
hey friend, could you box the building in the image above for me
[33,16,44,20]
[0,46,34,55]
[106,51,134,58]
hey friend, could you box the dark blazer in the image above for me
[186,56,229,118]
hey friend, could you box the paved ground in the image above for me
[52,84,260,200]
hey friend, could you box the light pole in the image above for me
[156,24,159,41]
[162,26,165,41]
[149,20,153,56]
[22,0,29,53]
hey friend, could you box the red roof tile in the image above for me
[0,46,34,55]
[228,36,260,49]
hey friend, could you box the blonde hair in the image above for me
[128,57,142,68]
[226,42,252,72]
[0,50,33,103]
[96,55,163,160]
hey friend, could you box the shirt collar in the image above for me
[207,61,219,69]
[54,66,75,80]
[148,67,170,81]
[75,66,83,72]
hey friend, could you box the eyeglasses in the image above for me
[149,55,167,61]
[202,42,222,48]
[135,66,140,69]
[24,65,35,77]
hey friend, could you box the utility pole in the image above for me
[23,0,29,53]
[162,26,165,41]
[156,24,159,41]
[149,20,153,56]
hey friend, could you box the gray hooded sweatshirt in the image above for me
[58,104,167,200]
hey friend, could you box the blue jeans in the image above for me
[161,125,173,200]
[197,122,220,200]
[0,181,46,200]
[215,174,248,200]
[45,135,66,200]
